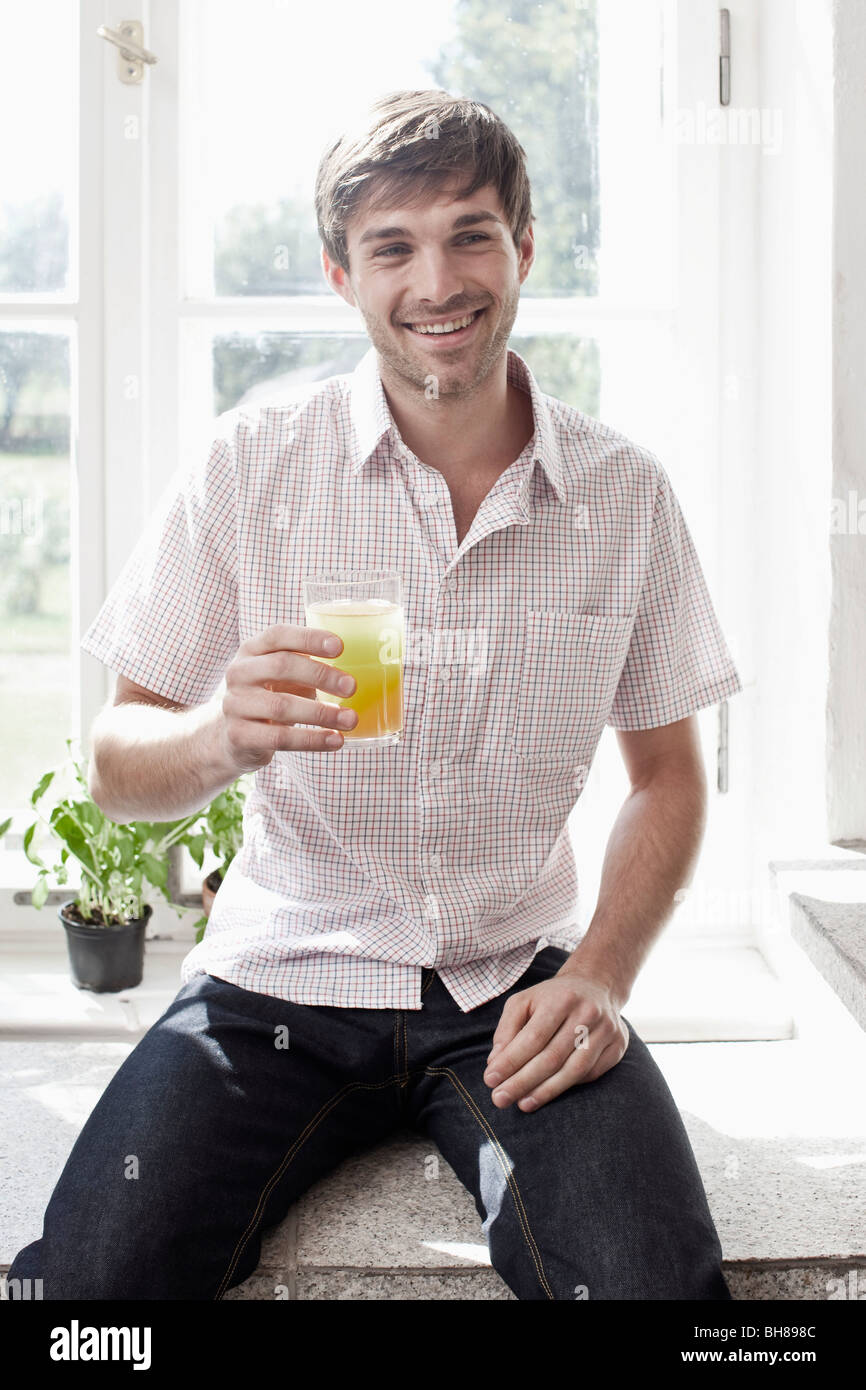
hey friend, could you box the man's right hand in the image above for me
[219,623,359,772]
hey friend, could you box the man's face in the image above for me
[323,179,534,399]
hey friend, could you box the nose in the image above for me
[406,245,467,315]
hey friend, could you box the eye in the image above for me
[374,233,491,258]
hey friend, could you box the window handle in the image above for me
[97,21,158,84]
[719,9,731,107]
[717,699,729,793]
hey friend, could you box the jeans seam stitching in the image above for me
[214,1075,403,1300]
[419,1064,555,1300]
[420,971,435,998]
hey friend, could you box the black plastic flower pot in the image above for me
[58,899,152,993]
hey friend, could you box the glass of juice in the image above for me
[301,570,404,748]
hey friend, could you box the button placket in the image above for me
[423,894,441,921]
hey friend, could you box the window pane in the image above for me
[182,0,603,300]
[213,334,370,416]
[510,337,600,416]
[211,333,601,420]
[0,330,73,809]
[0,1,76,295]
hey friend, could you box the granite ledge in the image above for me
[789,893,866,1032]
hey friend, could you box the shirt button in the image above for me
[424,894,441,920]
[446,576,458,592]
[428,853,442,868]
[438,666,452,681]
[428,760,440,777]
[418,492,436,508]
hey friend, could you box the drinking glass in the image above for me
[301,570,404,748]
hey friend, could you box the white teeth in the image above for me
[407,312,478,335]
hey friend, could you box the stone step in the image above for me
[789,895,866,1034]
[2,1033,864,1301]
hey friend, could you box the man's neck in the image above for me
[376,352,535,480]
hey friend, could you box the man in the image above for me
[9,90,742,1301]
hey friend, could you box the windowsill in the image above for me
[0,931,793,1043]
[5,845,864,1044]
[0,934,194,1040]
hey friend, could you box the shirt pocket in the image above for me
[509,610,634,765]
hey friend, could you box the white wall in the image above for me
[747,0,835,882]
[827,0,866,848]
[575,0,840,946]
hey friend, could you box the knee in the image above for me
[7,1235,142,1301]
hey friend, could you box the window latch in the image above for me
[719,9,731,106]
[97,21,158,85]
[717,700,730,793]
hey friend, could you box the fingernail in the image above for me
[520,1097,538,1112]
[485,1071,502,1086]
[324,637,340,654]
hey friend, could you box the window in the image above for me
[3,0,746,951]
[174,0,675,437]
[0,1,77,813]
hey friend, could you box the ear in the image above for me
[516,223,535,287]
[321,245,357,308]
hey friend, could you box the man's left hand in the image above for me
[482,972,629,1112]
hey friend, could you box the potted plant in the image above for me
[190,775,251,943]
[23,738,206,993]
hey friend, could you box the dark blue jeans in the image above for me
[8,946,731,1300]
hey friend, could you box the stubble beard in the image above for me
[356,277,521,402]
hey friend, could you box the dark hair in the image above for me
[314,89,534,272]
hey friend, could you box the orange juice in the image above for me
[304,598,403,743]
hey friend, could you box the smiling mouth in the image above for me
[401,307,486,337]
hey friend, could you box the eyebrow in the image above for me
[357,210,504,247]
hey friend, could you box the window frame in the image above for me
[1,0,743,947]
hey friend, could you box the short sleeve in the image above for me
[80,418,240,707]
[608,464,743,730]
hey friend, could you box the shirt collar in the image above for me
[347,344,567,506]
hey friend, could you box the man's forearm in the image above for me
[88,698,243,823]
[559,766,707,1009]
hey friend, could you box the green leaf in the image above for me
[116,836,135,870]
[31,875,50,910]
[0,816,12,840]
[185,832,206,869]
[30,769,55,807]
[23,821,46,867]
[141,852,168,889]
[79,802,103,835]
[50,809,97,873]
